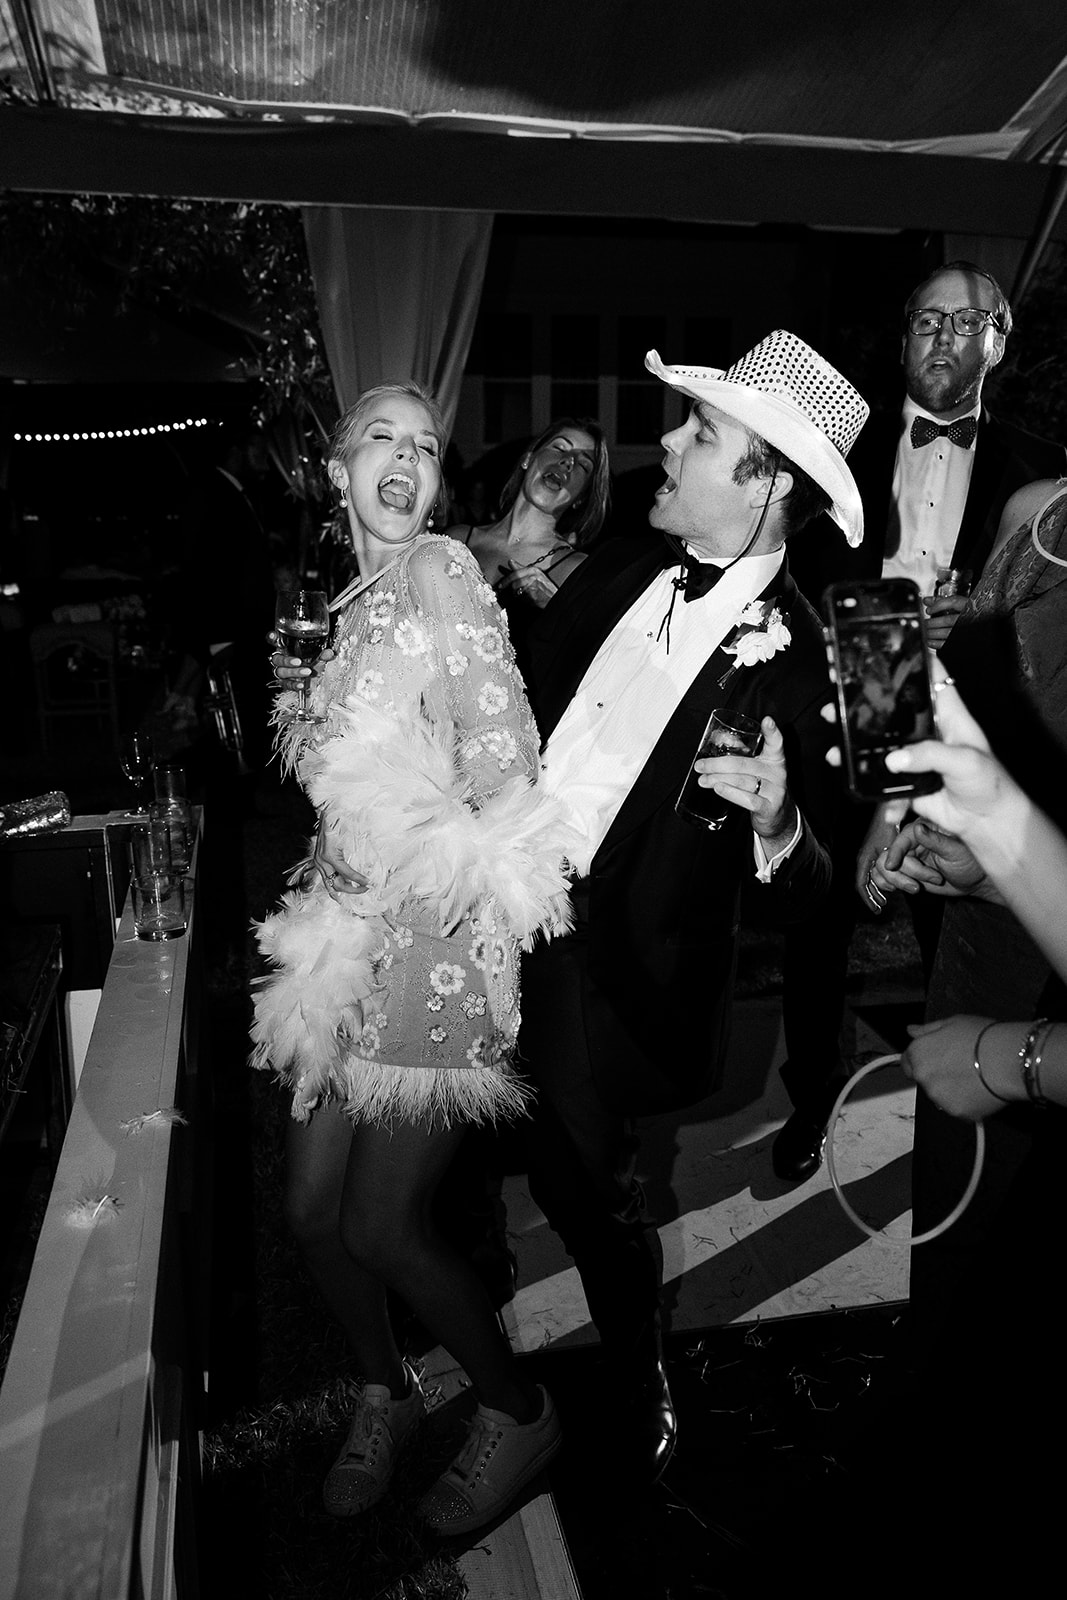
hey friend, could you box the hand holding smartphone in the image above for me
[823,578,942,802]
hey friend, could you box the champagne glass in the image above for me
[275,588,330,724]
[118,728,155,818]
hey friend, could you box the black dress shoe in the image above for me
[772,1076,851,1183]
[608,1358,678,1484]
[771,1108,827,1183]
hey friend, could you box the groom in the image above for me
[518,332,869,1479]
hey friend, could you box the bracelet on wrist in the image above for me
[1019,1017,1052,1109]
[972,1021,1014,1104]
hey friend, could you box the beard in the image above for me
[905,352,991,416]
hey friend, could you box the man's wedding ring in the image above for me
[754,777,762,796]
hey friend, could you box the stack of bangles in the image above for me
[972,1017,1054,1108]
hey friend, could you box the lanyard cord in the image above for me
[655,469,779,652]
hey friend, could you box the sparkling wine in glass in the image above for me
[275,588,330,724]
[119,728,155,819]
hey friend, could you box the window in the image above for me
[473,313,533,444]
[550,315,598,420]
[462,310,732,456]
[616,315,667,445]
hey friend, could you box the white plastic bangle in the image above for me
[825,1052,985,1247]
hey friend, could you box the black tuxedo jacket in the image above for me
[788,405,1066,613]
[523,536,836,1114]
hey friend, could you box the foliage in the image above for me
[986,241,1067,446]
[0,192,338,500]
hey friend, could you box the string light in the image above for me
[13,418,217,442]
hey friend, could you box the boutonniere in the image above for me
[718,600,791,689]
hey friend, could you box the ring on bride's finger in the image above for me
[932,676,956,693]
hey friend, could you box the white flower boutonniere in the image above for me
[718,600,791,688]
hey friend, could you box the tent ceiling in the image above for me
[2,2,1067,237]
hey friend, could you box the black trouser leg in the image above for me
[521,934,663,1367]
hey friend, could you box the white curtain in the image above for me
[302,207,493,434]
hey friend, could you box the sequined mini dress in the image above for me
[250,535,576,1127]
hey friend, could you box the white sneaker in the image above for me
[323,1362,426,1517]
[418,1385,561,1535]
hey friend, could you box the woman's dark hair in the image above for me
[495,417,611,548]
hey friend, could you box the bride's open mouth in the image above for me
[378,471,417,511]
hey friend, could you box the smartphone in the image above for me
[823,578,941,802]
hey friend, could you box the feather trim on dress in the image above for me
[251,694,581,1126]
[303,695,579,945]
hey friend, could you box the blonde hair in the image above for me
[328,382,450,520]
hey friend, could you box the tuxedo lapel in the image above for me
[952,410,1007,571]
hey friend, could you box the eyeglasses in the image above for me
[906,308,1003,338]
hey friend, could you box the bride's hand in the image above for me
[267,629,335,686]
[313,827,368,897]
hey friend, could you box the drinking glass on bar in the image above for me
[275,588,330,724]
[131,875,188,941]
[119,728,155,819]
[676,707,765,832]
[152,762,192,874]
[128,813,187,940]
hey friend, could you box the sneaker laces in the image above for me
[449,1410,502,1484]
[340,1391,389,1468]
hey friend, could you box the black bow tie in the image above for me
[910,415,977,450]
[661,534,725,601]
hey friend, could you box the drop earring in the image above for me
[426,514,435,530]
[339,486,349,508]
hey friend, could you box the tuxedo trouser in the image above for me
[520,916,665,1368]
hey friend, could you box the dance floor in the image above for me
[502,995,917,1350]
[428,990,925,1600]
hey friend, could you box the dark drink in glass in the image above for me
[676,708,764,832]
[277,619,329,663]
[275,588,330,723]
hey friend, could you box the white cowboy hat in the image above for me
[646,331,869,546]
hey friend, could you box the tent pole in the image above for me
[1012,141,1067,305]
[8,0,57,105]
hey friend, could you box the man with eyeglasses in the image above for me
[774,260,1064,1187]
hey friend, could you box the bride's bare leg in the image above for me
[283,1102,407,1394]
[340,1117,539,1422]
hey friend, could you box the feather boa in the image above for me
[251,693,581,1124]
[301,694,579,945]
[250,890,384,1117]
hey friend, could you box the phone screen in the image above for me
[826,580,940,800]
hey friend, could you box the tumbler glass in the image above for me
[933,566,972,598]
[675,707,765,832]
[131,874,187,941]
[152,763,192,873]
